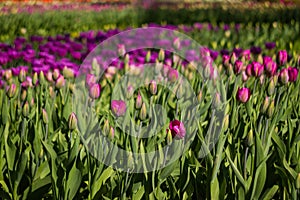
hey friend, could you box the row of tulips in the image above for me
[0,27,300,199]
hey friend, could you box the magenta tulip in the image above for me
[169,120,186,140]
[237,87,251,103]
[111,100,126,117]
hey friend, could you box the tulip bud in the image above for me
[230,52,237,64]
[46,71,53,82]
[124,54,130,65]
[267,100,275,118]
[109,126,115,140]
[246,64,252,77]
[242,71,248,82]
[247,130,254,147]
[279,68,289,84]
[89,83,101,99]
[139,103,147,120]
[126,85,134,99]
[135,92,142,109]
[149,80,157,95]
[22,101,30,117]
[158,49,165,62]
[63,67,74,79]
[68,112,77,131]
[296,173,300,189]
[111,100,126,117]
[4,70,12,81]
[52,69,60,80]
[32,72,38,85]
[42,109,49,124]
[39,71,45,85]
[19,68,26,82]
[166,129,172,145]
[55,75,65,89]
[268,78,276,96]
[236,87,251,103]
[103,119,109,136]
[234,60,243,74]
[252,62,264,77]
[21,89,27,101]
[213,92,221,109]
[222,55,230,69]
[6,84,17,98]
[167,68,179,83]
[277,50,287,66]
[117,44,126,57]
[176,84,184,99]
[261,96,270,114]
[49,86,55,98]
[173,37,181,50]
[145,50,151,63]
[223,114,229,131]
[197,90,203,102]
[288,67,299,82]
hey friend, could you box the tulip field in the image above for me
[0,1,300,200]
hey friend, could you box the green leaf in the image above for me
[4,123,16,171]
[65,158,82,200]
[260,185,279,200]
[91,167,115,199]
[132,186,144,200]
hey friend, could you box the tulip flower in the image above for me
[149,80,157,95]
[279,68,289,84]
[55,75,65,89]
[22,101,30,117]
[246,64,253,77]
[42,109,49,124]
[6,83,17,98]
[236,87,251,103]
[135,92,142,109]
[89,83,101,99]
[234,60,243,74]
[265,60,277,77]
[111,100,126,117]
[139,103,147,120]
[169,120,186,140]
[277,50,288,66]
[68,112,78,131]
[167,68,179,83]
[288,67,298,82]
[251,62,264,77]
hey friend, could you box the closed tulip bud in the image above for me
[213,92,221,109]
[288,67,299,82]
[166,129,173,145]
[109,126,115,140]
[234,60,243,74]
[63,67,74,79]
[246,64,253,77]
[149,80,157,95]
[296,173,300,189]
[237,87,251,103]
[139,103,147,120]
[267,100,275,118]
[279,68,289,84]
[6,84,17,98]
[117,44,126,57]
[103,119,109,136]
[49,86,55,98]
[230,52,237,64]
[22,101,30,117]
[252,62,264,77]
[176,84,184,99]
[242,71,248,82]
[268,78,276,96]
[42,109,49,124]
[19,68,26,82]
[46,71,53,82]
[167,68,179,83]
[197,90,203,102]
[124,54,130,64]
[55,75,65,89]
[261,96,270,114]
[126,85,134,99]
[111,100,126,117]
[158,49,165,62]
[265,61,277,77]
[4,70,12,81]
[29,98,34,107]
[145,50,151,63]
[21,89,27,101]
[173,37,181,49]
[247,129,254,147]
[89,83,101,99]
[53,69,60,80]
[68,112,77,131]
[277,50,287,66]
[135,92,142,109]
[222,55,230,68]
[223,114,229,131]
[39,71,45,85]
[32,72,38,85]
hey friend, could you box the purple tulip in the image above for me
[234,60,243,74]
[246,64,253,77]
[167,68,179,83]
[265,42,276,50]
[288,67,299,82]
[279,68,289,84]
[89,83,101,99]
[168,120,186,140]
[265,60,277,77]
[242,49,251,61]
[111,100,126,117]
[237,87,251,103]
[250,46,262,55]
[251,62,264,77]
[222,55,230,67]
[277,50,288,66]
